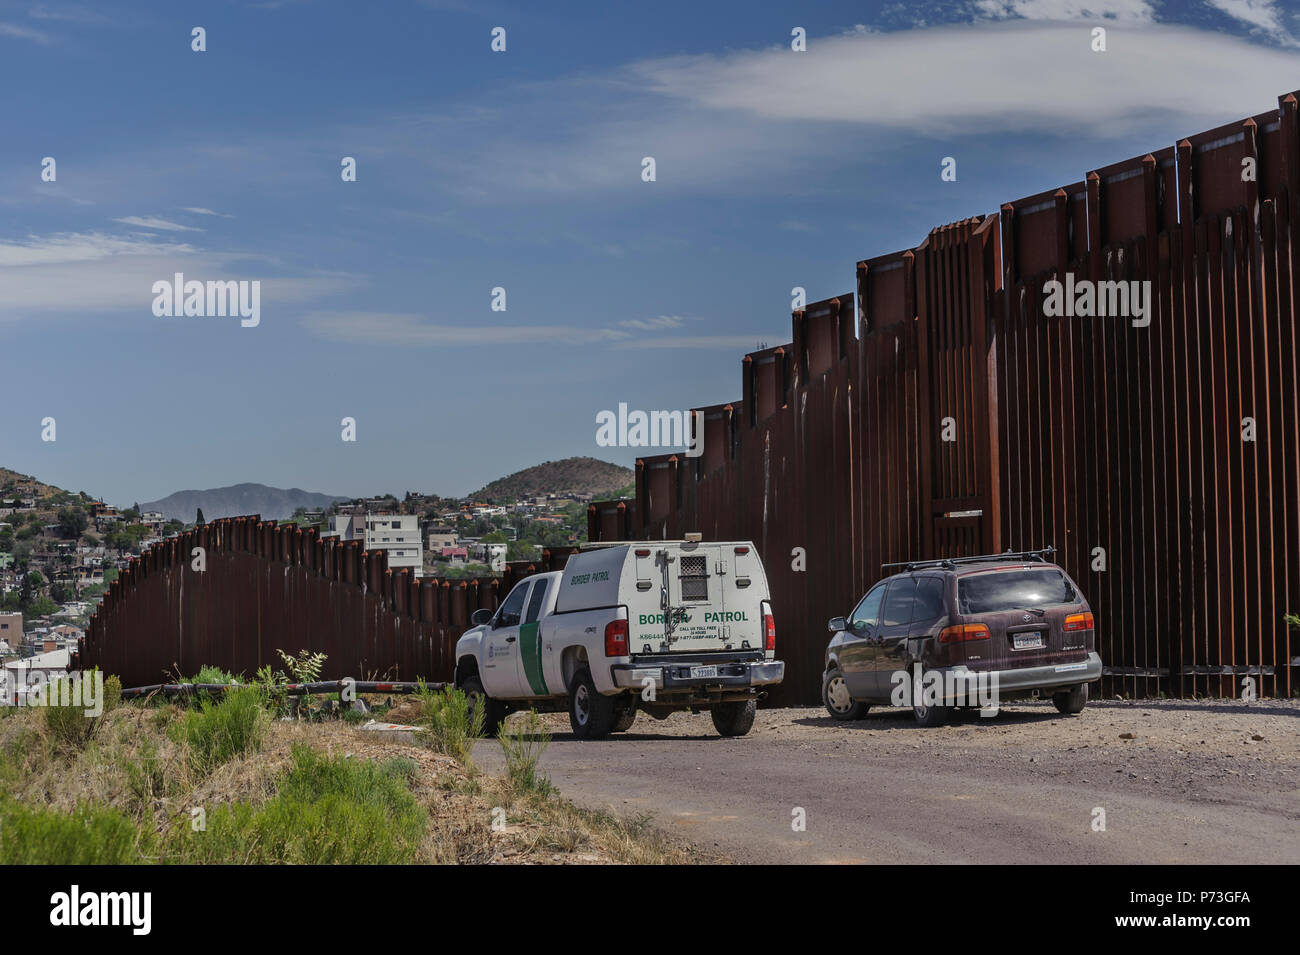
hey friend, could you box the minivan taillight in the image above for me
[763,613,776,651]
[604,619,629,657]
[1064,612,1095,631]
[939,623,991,643]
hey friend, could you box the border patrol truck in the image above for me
[454,538,784,739]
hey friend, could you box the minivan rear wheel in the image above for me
[1052,682,1088,715]
[912,699,950,727]
[822,668,869,720]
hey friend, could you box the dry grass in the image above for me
[0,700,716,865]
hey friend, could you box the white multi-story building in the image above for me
[324,512,423,576]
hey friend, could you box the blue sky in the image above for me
[2,0,1299,506]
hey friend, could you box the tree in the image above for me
[195,507,206,526]
[507,540,540,562]
[23,597,57,624]
[57,506,89,539]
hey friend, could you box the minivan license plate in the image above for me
[691,665,719,679]
[1013,633,1044,650]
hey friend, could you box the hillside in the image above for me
[0,468,71,502]
[471,457,633,502]
[141,483,349,522]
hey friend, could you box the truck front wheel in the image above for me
[711,699,756,737]
[462,674,506,737]
[569,668,616,740]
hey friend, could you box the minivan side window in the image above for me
[524,579,548,624]
[850,584,886,630]
[496,582,529,627]
[881,579,918,627]
[911,577,947,623]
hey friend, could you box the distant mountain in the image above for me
[471,457,633,503]
[141,484,350,522]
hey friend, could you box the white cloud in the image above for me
[113,215,204,232]
[0,21,51,42]
[617,315,691,331]
[300,310,748,349]
[379,16,1300,203]
[628,21,1300,137]
[182,207,235,218]
[27,4,110,24]
[0,231,358,317]
[613,334,779,350]
[973,0,1157,21]
[1206,0,1298,46]
[301,312,592,346]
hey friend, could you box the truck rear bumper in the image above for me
[612,659,785,691]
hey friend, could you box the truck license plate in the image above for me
[691,665,719,679]
[1013,633,1044,650]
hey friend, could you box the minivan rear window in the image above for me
[958,569,1076,614]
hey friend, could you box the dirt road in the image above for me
[473,698,1300,864]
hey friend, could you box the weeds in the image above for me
[0,798,153,864]
[498,710,553,796]
[173,744,425,864]
[42,671,120,752]
[417,682,484,765]
[171,686,266,776]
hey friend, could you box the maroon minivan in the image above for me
[822,548,1101,726]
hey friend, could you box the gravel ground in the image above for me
[473,697,1300,864]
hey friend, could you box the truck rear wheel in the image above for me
[569,668,615,740]
[462,674,506,737]
[711,699,756,737]
[612,696,637,733]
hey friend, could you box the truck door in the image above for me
[517,577,551,697]
[482,580,530,698]
[657,543,732,652]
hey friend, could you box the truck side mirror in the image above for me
[471,608,493,627]
[828,616,847,632]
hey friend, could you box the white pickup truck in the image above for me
[454,539,784,739]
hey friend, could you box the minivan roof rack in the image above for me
[881,546,1056,574]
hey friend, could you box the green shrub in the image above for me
[42,670,118,751]
[173,745,425,864]
[193,665,237,685]
[0,798,153,864]
[192,665,237,704]
[253,664,290,717]
[498,710,553,795]
[171,686,267,775]
[417,683,483,764]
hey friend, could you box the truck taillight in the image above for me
[605,619,629,657]
[1064,612,1095,631]
[764,613,776,651]
[939,624,991,643]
